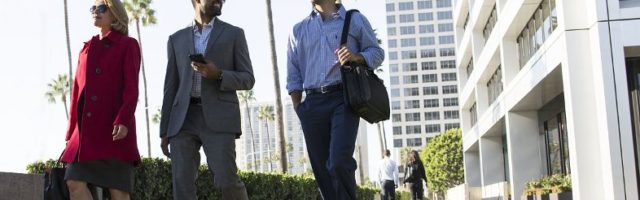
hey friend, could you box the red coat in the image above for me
[61,31,141,165]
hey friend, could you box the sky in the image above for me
[0,0,392,181]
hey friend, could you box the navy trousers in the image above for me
[296,90,360,200]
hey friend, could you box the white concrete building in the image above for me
[385,0,462,157]
[454,0,640,199]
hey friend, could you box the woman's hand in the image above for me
[112,124,128,141]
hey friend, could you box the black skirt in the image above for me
[64,91,134,193]
[64,159,135,193]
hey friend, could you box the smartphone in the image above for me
[189,54,206,63]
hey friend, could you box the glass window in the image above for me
[444,110,459,119]
[466,58,474,76]
[394,139,403,147]
[445,123,460,130]
[487,66,504,104]
[443,98,458,107]
[404,100,420,109]
[392,114,402,122]
[403,63,418,72]
[438,23,454,32]
[400,26,416,35]
[407,138,423,147]
[436,0,452,8]
[391,89,400,97]
[424,99,439,108]
[393,126,402,135]
[405,113,421,121]
[442,73,457,82]
[389,52,398,60]
[402,50,417,59]
[387,27,396,36]
[420,37,435,46]
[439,35,455,44]
[399,14,415,23]
[418,13,434,21]
[390,76,399,85]
[404,75,420,84]
[390,64,399,72]
[422,61,437,70]
[443,85,458,94]
[386,3,395,12]
[421,49,437,58]
[399,2,414,10]
[388,39,397,48]
[483,6,498,40]
[387,15,396,24]
[422,74,438,83]
[419,25,435,33]
[440,48,456,57]
[437,11,452,20]
[441,60,456,69]
[425,111,440,120]
[418,0,432,9]
[406,125,422,134]
[423,86,439,95]
[470,103,477,125]
[401,39,417,47]
[426,124,441,133]
[392,101,401,110]
[404,88,420,96]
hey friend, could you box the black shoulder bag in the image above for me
[340,10,390,124]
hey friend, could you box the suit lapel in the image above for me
[205,18,226,57]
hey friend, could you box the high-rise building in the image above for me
[453,0,640,199]
[385,0,461,153]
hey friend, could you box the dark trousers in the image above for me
[381,180,396,200]
[407,182,424,200]
[296,91,360,200]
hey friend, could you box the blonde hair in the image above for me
[104,0,129,35]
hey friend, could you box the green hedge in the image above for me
[28,158,379,200]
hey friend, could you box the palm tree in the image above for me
[151,108,161,124]
[45,74,70,119]
[63,0,73,94]
[124,0,157,158]
[238,90,259,171]
[257,105,275,172]
[264,0,288,173]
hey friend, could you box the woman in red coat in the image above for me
[61,0,141,199]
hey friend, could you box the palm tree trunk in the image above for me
[136,20,152,158]
[264,0,288,174]
[63,96,69,120]
[63,0,73,100]
[245,102,258,172]
[264,120,273,172]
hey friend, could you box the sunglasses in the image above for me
[90,4,108,14]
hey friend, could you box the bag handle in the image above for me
[340,9,359,46]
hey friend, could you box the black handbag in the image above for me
[340,10,390,124]
[44,153,69,200]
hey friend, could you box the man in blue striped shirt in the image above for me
[286,0,384,199]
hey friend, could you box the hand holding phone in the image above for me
[189,54,206,64]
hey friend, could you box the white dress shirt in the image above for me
[191,18,215,98]
[378,157,399,185]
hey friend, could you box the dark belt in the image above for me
[190,97,202,105]
[305,83,343,95]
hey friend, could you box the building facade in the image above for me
[385,0,462,156]
[455,0,640,198]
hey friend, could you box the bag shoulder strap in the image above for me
[340,9,360,46]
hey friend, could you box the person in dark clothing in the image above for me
[403,150,428,200]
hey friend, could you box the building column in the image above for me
[479,136,506,187]
[464,150,482,187]
[505,111,542,198]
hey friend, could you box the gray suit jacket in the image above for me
[160,18,254,139]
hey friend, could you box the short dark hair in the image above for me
[384,149,391,157]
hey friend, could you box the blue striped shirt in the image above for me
[286,5,385,94]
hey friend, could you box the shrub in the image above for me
[420,128,464,195]
[27,158,379,199]
[523,174,572,196]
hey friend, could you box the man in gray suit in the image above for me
[159,0,254,199]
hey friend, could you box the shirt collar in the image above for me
[193,17,216,33]
[100,30,123,43]
[310,4,345,20]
